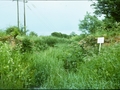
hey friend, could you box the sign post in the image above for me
[97,37,104,53]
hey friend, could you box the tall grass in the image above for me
[40,42,120,89]
[0,42,34,88]
[0,30,120,89]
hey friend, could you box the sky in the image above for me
[0,0,96,36]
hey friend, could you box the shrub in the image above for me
[62,42,86,72]
[43,36,58,47]
[20,37,33,53]
[70,35,85,41]
[33,37,48,51]
[5,26,20,38]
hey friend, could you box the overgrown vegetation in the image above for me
[0,25,120,89]
[0,0,120,89]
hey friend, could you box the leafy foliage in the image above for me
[33,37,48,51]
[0,31,120,89]
[29,31,38,37]
[70,31,77,36]
[1,2,120,88]
[6,26,20,38]
[78,12,103,34]
[51,32,70,38]
[92,0,120,22]
[20,37,33,53]
[19,26,29,36]
[61,42,87,72]
[0,30,6,37]
[0,43,35,89]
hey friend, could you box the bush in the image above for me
[43,36,58,47]
[70,35,86,41]
[20,37,33,53]
[6,26,20,38]
[62,42,86,72]
[33,37,48,51]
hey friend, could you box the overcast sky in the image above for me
[0,0,96,35]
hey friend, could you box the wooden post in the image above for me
[99,43,102,53]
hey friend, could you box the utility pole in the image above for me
[13,0,27,34]
[17,0,19,29]
[23,0,26,35]
[13,0,20,29]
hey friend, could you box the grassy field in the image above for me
[0,29,120,89]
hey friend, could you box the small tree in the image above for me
[78,12,103,34]
[70,31,77,36]
[29,31,38,37]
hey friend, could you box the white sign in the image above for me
[97,37,104,43]
[97,37,104,53]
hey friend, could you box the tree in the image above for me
[78,12,103,34]
[91,0,120,22]
[70,31,76,36]
[51,32,70,38]
[51,32,62,37]
[29,31,38,37]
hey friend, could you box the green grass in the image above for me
[41,42,120,89]
[0,30,120,89]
